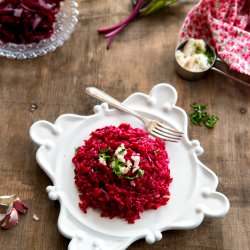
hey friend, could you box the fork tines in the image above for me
[151,122,183,142]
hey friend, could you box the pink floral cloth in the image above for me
[180,0,250,76]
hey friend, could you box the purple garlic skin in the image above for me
[13,198,28,214]
[0,196,28,230]
[1,207,19,230]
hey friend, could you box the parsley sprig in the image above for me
[190,103,219,128]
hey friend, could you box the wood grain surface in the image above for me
[0,1,249,249]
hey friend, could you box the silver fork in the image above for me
[85,87,183,142]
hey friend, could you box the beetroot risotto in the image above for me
[72,123,172,224]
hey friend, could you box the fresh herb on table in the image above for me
[190,103,219,128]
[98,0,177,49]
[204,115,219,128]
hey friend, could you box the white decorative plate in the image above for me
[29,83,230,250]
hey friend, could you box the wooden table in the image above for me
[0,1,249,249]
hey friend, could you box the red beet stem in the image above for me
[106,37,113,50]
[104,23,127,38]
[100,0,145,49]
[97,0,144,34]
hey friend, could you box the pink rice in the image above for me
[72,123,172,223]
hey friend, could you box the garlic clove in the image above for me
[13,198,28,214]
[0,194,17,206]
[1,207,19,230]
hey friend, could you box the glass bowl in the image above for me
[0,0,78,59]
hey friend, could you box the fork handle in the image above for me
[86,87,146,122]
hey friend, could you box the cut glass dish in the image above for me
[0,0,78,59]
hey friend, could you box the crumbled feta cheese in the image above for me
[183,38,206,56]
[126,160,132,169]
[183,54,209,72]
[176,38,212,72]
[119,165,130,174]
[115,144,126,162]
[102,144,143,178]
[131,155,140,173]
[99,157,107,165]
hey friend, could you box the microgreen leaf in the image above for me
[75,147,80,153]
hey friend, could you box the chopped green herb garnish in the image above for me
[75,147,80,153]
[153,150,159,155]
[205,45,214,65]
[100,147,111,154]
[204,115,219,128]
[99,147,111,157]
[110,160,126,168]
[195,48,202,54]
[125,169,145,180]
[110,161,124,178]
[190,103,219,128]
[99,144,144,180]
[98,147,111,164]
[118,148,126,154]
[103,155,111,160]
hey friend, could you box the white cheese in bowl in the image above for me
[175,39,213,72]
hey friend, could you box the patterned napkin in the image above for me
[180,0,250,76]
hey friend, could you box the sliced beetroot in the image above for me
[0,0,64,44]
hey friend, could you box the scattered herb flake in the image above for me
[118,148,126,154]
[75,147,80,153]
[205,45,215,65]
[102,144,144,180]
[125,169,144,180]
[204,115,219,128]
[98,147,112,165]
[100,147,111,154]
